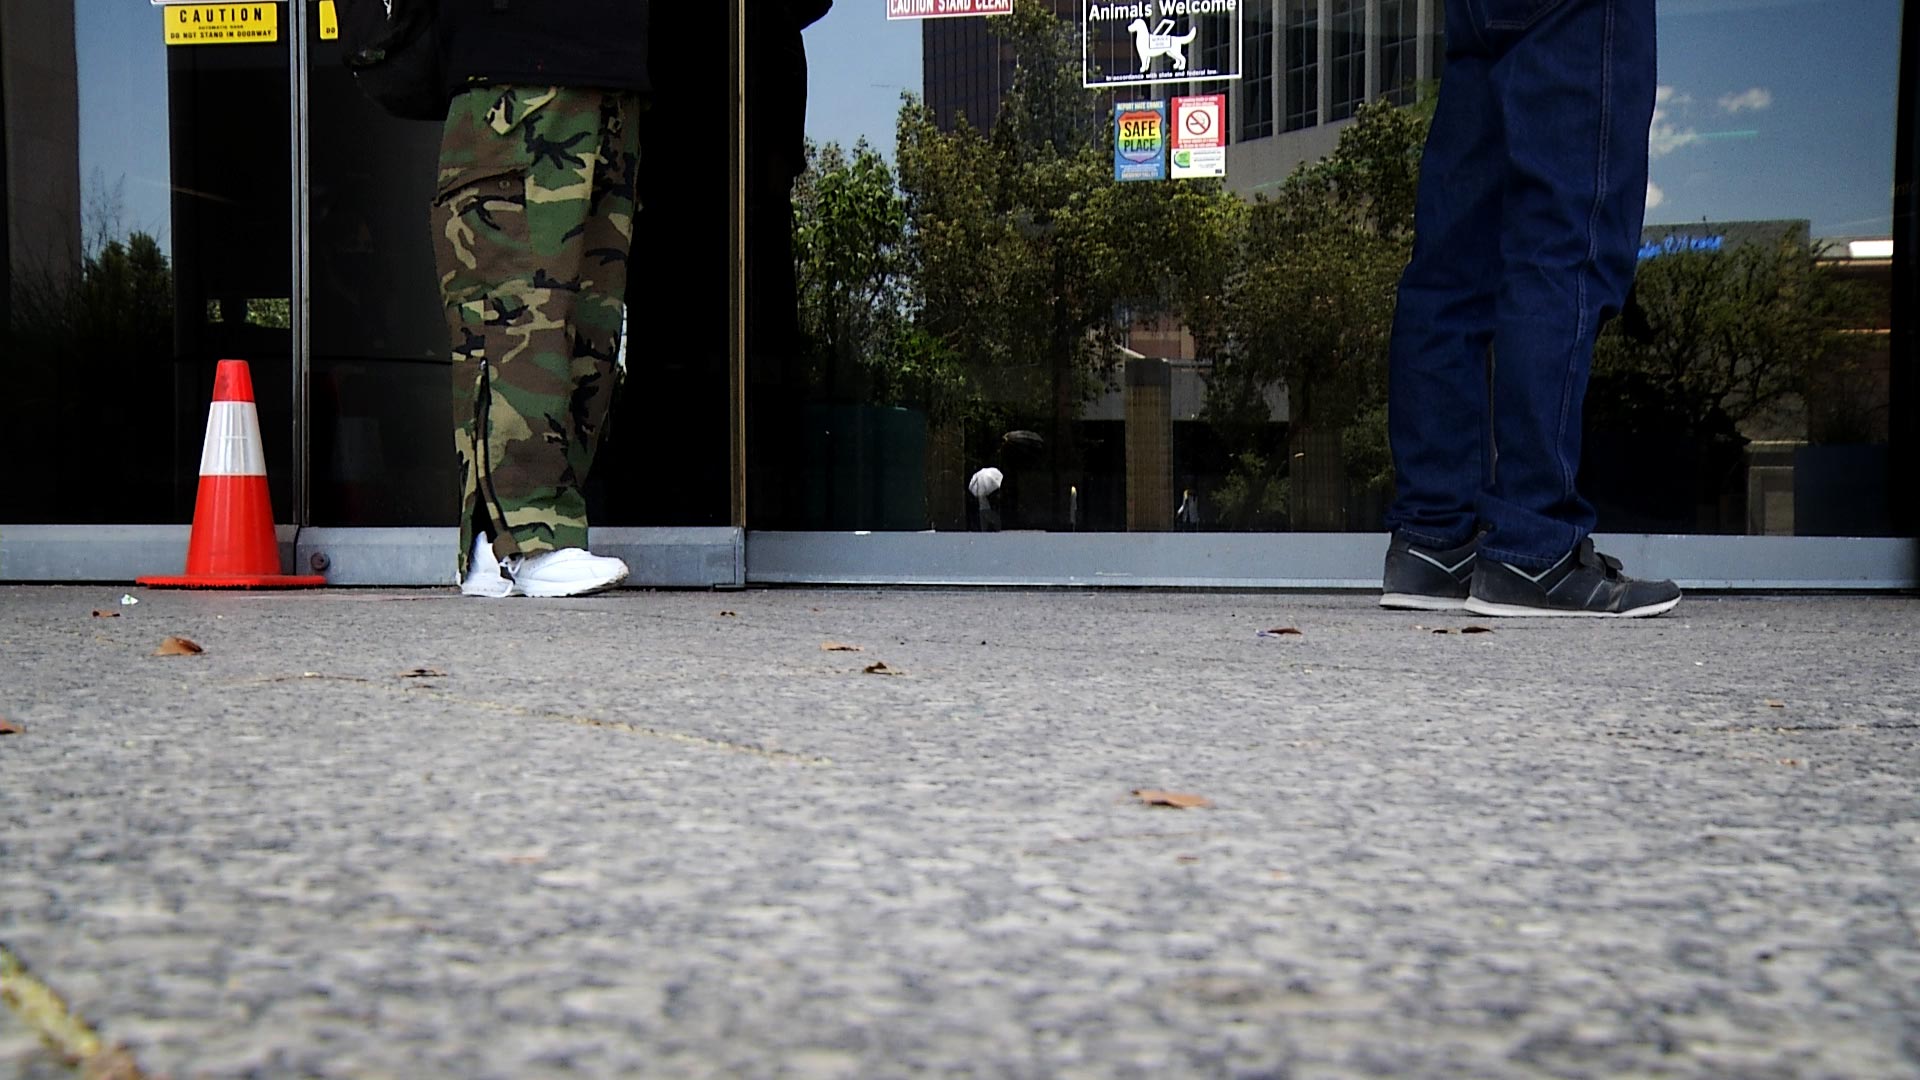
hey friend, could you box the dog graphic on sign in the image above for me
[1127,18,1198,73]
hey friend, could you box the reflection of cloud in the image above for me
[1651,86,1699,158]
[1718,87,1773,113]
[1646,180,1665,210]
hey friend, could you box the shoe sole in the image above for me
[1380,593,1470,612]
[459,581,515,598]
[1462,595,1681,619]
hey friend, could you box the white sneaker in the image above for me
[502,548,630,598]
[460,533,515,598]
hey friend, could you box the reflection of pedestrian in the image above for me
[434,2,648,597]
[1380,0,1679,618]
[969,467,1004,532]
[1176,488,1200,530]
[746,0,833,528]
[968,430,1045,531]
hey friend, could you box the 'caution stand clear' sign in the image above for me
[164,3,278,46]
[888,0,1013,17]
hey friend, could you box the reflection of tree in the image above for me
[792,139,975,424]
[1589,229,1876,444]
[1206,98,1427,530]
[9,231,173,365]
[10,169,174,367]
[4,228,176,520]
[884,2,1244,525]
[800,12,1438,532]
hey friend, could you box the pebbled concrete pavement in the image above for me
[1,585,1917,1078]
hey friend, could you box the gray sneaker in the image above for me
[1380,532,1478,611]
[1465,538,1681,618]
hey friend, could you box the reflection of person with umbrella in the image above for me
[968,429,1045,531]
[1176,488,1200,530]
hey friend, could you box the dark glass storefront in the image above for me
[1,0,1915,586]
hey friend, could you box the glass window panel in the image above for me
[2,0,291,525]
[1239,8,1275,141]
[305,2,732,529]
[1284,0,1320,132]
[1378,0,1419,107]
[1328,0,1368,121]
[1586,0,1901,537]
[747,0,1907,540]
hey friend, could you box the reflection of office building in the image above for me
[1602,220,1896,538]
[1221,0,1443,196]
[0,2,83,294]
[923,0,1443,195]
[923,0,1077,132]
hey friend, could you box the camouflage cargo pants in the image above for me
[432,86,641,575]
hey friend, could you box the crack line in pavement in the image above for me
[405,688,836,765]
[1023,829,1221,855]
[220,675,834,766]
[0,946,148,1079]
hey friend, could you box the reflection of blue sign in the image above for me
[1114,100,1167,182]
[1639,234,1725,260]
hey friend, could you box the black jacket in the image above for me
[746,0,832,180]
[439,0,651,97]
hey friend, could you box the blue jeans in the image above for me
[1383,0,1657,568]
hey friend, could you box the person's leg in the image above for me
[1477,0,1657,567]
[559,92,642,505]
[434,87,636,575]
[1382,3,1505,552]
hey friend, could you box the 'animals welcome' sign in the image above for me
[1084,0,1242,88]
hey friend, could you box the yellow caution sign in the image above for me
[164,4,279,47]
[319,0,338,40]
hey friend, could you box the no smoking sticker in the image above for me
[1171,94,1226,179]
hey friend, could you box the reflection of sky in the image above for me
[1648,0,1899,238]
[801,6,924,159]
[77,1,1902,245]
[801,0,1903,239]
[75,0,174,246]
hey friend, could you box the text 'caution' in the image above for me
[165,4,278,46]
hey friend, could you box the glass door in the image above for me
[302,0,737,538]
[739,0,1915,587]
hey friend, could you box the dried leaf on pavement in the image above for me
[152,636,204,657]
[1258,627,1303,638]
[400,668,448,679]
[718,611,738,618]
[822,642,864,652]
[90,610,121,619]
[0,719,21,735]
[863,661,902,675]
[1133,789,1213,809]
[1765,700,1786,709]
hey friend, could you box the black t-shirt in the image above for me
[439,0,651,97]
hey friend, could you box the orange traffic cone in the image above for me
[138,359,327,589]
